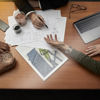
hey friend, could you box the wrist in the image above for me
[60,44,69,51]
[29,12,36,19]
[60,44,72,54]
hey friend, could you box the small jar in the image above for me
[13,24,22,34]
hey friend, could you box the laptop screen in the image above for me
[74,12,100,34]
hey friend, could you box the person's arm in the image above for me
[44,34,100,75]
[14,0,34,15]
[39,0,68,10]
[14,0,45,29]
[63,47,100,75]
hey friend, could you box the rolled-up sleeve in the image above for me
[69,49,100,75]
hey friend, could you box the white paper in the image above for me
[16,46,68,81]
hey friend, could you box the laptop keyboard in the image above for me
[75,13,100,33]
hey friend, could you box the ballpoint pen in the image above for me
[38,16,48,28]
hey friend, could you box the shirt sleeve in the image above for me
[26,11,36,17]
[38,0,42,9]
[14,0,34,15]
[67,48,100,75]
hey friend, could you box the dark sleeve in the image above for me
[39,0,68,10]
[14,0,34,14]
[69,49,100,75]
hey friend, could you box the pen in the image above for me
[38,16,48,28]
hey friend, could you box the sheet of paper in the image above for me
[35,10,61,18]
[19,17,67,50]
[16,46,68,81]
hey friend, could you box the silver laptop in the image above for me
[74,12,100,43]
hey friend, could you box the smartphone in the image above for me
[0,19,9,32]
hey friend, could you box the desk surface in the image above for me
[0,1,100,89]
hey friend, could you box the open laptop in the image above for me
[74,12,100,43]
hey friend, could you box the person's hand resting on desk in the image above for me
[85,44,100,57]
[44,34,70,52]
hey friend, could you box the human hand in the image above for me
[44,34,69,51]
[29,13,45,29]
[15,13,27,26]
[0,41,10,53]
[85,44,100,57]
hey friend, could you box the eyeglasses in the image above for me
[69,4,87,19]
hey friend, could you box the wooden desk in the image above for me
[0,1,100,89]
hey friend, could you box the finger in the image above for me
[47,35,50,40]
[0,49,4,53]
[44,37,50,43]
[35,17,44,25]
[85,49,96,55]
[34,25,42,29]
[0,44,9,51]
[20,23,25,26]
[4,43,9,49]
[1,45,10,51]
[55,34,57,41]
[32,17,44,27]
[44,37,48,42]
[18,21,25,26]
[50,34,53,40]
[33,20,43,27]
[85,48,95,52]
[34,23,43,28]
[38,15,45,22]
[36,17,45,26]
[18,22,22,25]
[88,52,99,57]
[87,46,96,49]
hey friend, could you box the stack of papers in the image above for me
[5,10,67,50]
[5,9,68,80]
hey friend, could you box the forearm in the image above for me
[60,45,100,75]
[14,0,34,14]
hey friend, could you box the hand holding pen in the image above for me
[29,13,48,29]
[38,16,48,29]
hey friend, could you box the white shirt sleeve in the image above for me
[38,0,42,9]
[13,9,23,17]
[14,0,41,18]
[26,11,36,17]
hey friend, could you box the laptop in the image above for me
[73,12,100,43]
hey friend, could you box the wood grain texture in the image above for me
[0,1,100,89]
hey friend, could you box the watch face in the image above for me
[0,19,9,32]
